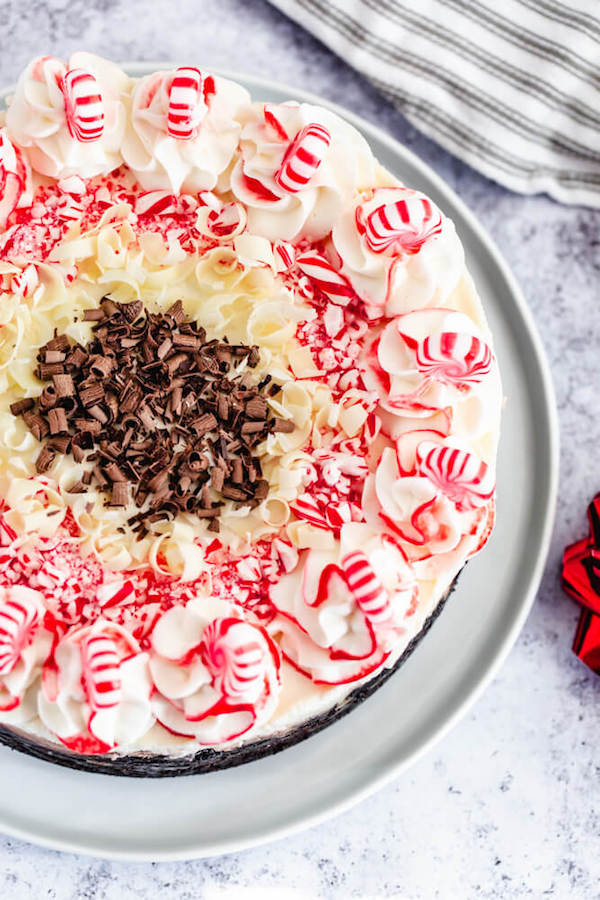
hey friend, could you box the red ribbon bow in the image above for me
[562,493,600,674]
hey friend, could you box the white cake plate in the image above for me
[0,66,558,860]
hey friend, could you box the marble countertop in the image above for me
[1,1,599,897]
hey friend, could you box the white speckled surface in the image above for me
[1,1,599,896]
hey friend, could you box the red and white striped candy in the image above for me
[274,240,295,271]
[275,123,331,193]
[295,251,354,306]
[81,634,122,711]
[341,551,392,624]
[272,538,299,573]
[96,579,136,609]
[290,493,329,530]
[326,502,353,529]
[201,617,265,702]
[364,195,443,255]
[416,442,494,511]
[0,592,38,676]
[415,332,492,385]
[167,67,206,140]
[11,265,38,298]
[62,68,104,143]
[0,517,17,547]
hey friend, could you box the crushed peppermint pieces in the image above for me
[12,299,293,534]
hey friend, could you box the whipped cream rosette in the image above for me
[363,431,495,563]
[0,128,33,227]
[38,619,153,753]
[364,308,502,439]
[0,586,52,721]
[0,55,502,770]
[149,596,282,744]
[230,101,376,241]
[6,53,129,180]
[269,524,418,684]
[121,68,250,194]
[332,187,464,314]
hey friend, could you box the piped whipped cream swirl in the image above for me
[230,101,376,241]
[364,308,502,439]
[6,53,130,180]
[121,69,250,194]
[0,586,52,721]
[150,596,282,744]
[332,187,464,314]
[363,431,495,562]
[270,523,418,685]
[38,619,153,753]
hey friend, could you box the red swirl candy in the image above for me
[167,67,207,140]
[416,442,494,511]
[275,123,331,193]
[364,195,442,255]
[200,617,266,702]
[341,551,391,624]
[0,592,38,676]
[81,634,122,711]
[62,69,104,143]
[413,331,493,386]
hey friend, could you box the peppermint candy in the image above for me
[0,516,18,547]
[415,332,493,386]
[341,551,391,624]
[0,591,38,676]
[81,634,122,711]
[325,502,354,529]
[290,494,329,530]
[295,251,354,306]
[167,67,207,140]
[62,68,104,143]
[275,123,331,193]
[274,240,295,271]
[200,617,265,702]
[417,441,494,511]
[364,195,442,255]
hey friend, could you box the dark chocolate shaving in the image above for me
[14,299,293,534]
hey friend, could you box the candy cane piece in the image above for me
[275,123,331,193]
[341,551,392,624]
[290,494,329,530]
[167,67,206,140]
[81,634,122,711]
[274,240,295,271]
[11,264,38,298]
[296,250,354,306]
[62,69,104,143]
[414,332,493,385]
[364,195,442,255]
[326,502,353,529]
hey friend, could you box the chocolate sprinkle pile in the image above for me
[12,298,294,534]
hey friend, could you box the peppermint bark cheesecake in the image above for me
[0,55,502,774]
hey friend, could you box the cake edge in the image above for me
[0,570,462,778]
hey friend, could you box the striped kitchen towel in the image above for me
[269,0,600,207]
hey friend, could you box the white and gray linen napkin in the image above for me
[269,0,600,207]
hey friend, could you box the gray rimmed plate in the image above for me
[0,66,558,860]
